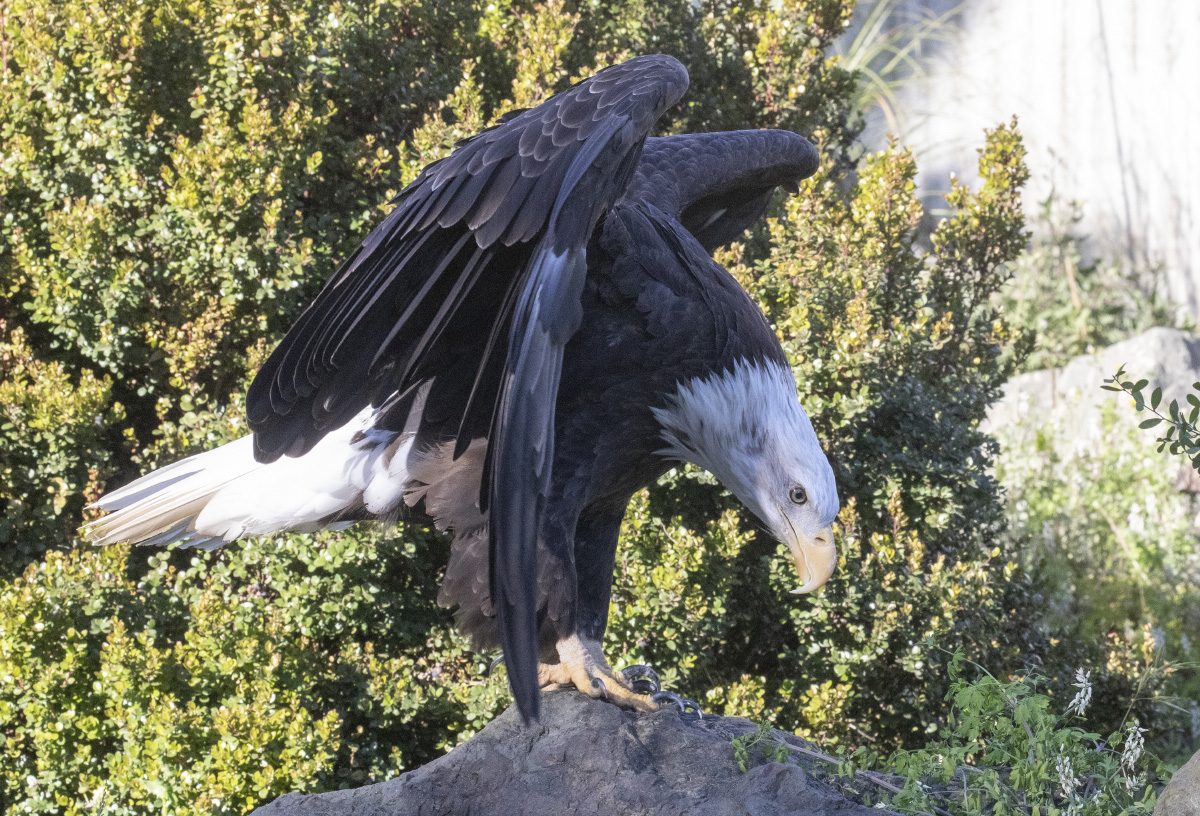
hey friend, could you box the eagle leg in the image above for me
[536,634,664,713]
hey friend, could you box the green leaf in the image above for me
[1139,418,1163,429]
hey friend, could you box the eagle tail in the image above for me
[84,413,414,549]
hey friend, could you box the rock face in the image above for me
[1156,749,1200,816]
[984,327,1200,453]
[252,690,882,816]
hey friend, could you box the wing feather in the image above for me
[465,157,522,229]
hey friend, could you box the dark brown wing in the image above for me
[624,130,819,253]
[245,54,689,722]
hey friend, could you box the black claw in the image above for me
[591,677,609,700]
[679,698,704,719]
[489,654,505,675]
[651,690,686,713]
[622,664,661,694]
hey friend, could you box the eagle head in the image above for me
[652,359,840,593]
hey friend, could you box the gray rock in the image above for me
[252,690,885,816]
[985,327,1200,454]
[1156,749,1200,816]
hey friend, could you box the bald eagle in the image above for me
[86,55,840,722]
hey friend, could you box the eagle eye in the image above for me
[789,485,807,506]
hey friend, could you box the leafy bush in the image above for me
[0,525,524,811]
[0,545,341,813]
[847,656,1172,815]
[0,325,119,570]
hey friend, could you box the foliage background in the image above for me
[0,0,1191,812]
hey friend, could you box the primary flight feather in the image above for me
[86,54,840,723]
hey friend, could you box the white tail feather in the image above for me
[85,408,415,549]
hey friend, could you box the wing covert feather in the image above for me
[623,130,819,253]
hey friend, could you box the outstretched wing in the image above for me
[245,54,689,722]
[624,130,819,253]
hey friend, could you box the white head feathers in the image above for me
[651,359,839,530]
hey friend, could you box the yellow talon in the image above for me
[536,634,658,712]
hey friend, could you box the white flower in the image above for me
[1121,719,1147,783]
[1055,752,1077,799]
[1066,668,1092,717]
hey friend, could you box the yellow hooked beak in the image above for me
[785,523,836,594]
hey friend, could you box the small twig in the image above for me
[1064,253,1082,310]
[1118,659,1155,735]
[847,722,877,743]
[784,743,955,816]
[1023,721,1036,766]
[955,754,1025,807]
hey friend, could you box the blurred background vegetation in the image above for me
[0,0,1193,812]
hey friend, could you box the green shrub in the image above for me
[0,326,119,572]
[853,655,1172,815]
[0,529,518,811]
[0,545,341,813]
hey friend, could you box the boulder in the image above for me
[984,327,1200,453]
[252,690,884,816]
[1156,749,1200,816]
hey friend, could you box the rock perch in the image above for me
[252,690,885,815]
